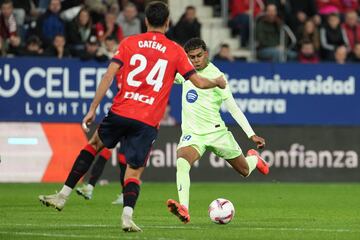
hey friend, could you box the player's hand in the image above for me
[250,135,265,149]
[214,76,226,89]
[82,110,96,133]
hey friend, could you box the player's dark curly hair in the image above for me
[184,38,207,53]
[145,1,169,28]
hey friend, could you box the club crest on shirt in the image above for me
[182,135,192,141]
[186,89,198,103]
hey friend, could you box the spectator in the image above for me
[265,0,287,20]
[36,0,65,48]
[11,0,32,26]
[286,0,320,31]
[298,40,320,63]
[37,0,51,13]
[350,42,360,62]
[316,0,342,15]
[44,34,71,58]
[256,4,297,62]
[341,10,360,51]
[78,35,108,62]
[340,0,358,13]
[316,0,358,19]
[0,0,22,55]
[320,13,349,60]
[84,0,118,23]
[298,19,321,51]
[172,6,201,46]
[229,0,264,47]
[98,36,118,59]
[108,1,120,15]
[116,2,141,37]
[95,12,124,43]
[334,45,348,63]
[19,35,44,56]
[66,8,95,55]
[0,0,17,40]
[213,43,235,62]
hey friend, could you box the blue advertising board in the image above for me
[0,58,113,122]
[170,61,360,125]
[0,58,359,125]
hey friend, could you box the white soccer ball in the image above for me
[208,198,235,224]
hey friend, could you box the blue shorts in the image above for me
[98,111,158,168]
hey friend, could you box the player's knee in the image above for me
[241,168,249,177]
[88,132,104,152]
[128,165,141,170]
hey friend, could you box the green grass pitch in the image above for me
[0,183,359,240]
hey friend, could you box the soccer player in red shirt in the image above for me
[39,1,226,232]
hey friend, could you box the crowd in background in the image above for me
[227,0,360,63]
[1,0,360,63]
[0,0,150,60]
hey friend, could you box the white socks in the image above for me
[87,184,94,191]
[176,158,191,209]
[122,206,134,218]
[245,156,258,177]
[59,185,72,197]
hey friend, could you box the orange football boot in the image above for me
[167,199,190,224]
[247,149,269,175]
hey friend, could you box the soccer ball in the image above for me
[208,198,235,224]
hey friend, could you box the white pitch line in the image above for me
[0,223,359,233]
[0,231,185,240]
[143,225,201,229]
[0,223,201,229]
[0,231,140,239]
[0,223,113,228]
[245,227,360,233]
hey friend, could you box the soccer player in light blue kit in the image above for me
[167,38,269,224]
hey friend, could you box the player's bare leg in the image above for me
[167,146,199,224]
[121,166,144,232]
[39,130,105,211]
[226,151,269,177]
[226,154,251,177]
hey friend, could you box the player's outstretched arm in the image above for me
[224,95,265,149]
[82,62,120,132]
[188,73,226,89]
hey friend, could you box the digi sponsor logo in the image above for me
[186,89,198,103]
[124,91,155,105]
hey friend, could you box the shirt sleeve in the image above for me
[174,73,185,84]
[111,40,125,67]
[176,46,196,79]
[224,95,255,138]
